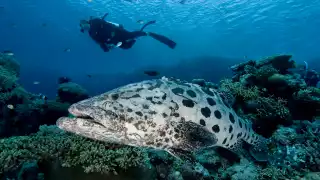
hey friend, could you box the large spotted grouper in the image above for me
[56,77,269,161]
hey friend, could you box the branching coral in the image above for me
[253,65,279,80]
[0,125,150,175]
[256,96,290,119]
[220,79,260,101]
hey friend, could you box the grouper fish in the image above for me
[56,77,269,161]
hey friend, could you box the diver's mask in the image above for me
[80,20,90,33]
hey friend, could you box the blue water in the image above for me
[1,0,320,97]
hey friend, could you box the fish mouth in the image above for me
[56,104,108,131]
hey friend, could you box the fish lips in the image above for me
[57,104,112,130]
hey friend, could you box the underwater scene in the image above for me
[1,0,320,179]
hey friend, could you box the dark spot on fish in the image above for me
[180,117,185,121]
[119,115,125,121]
[201,87,214,96]
[133,121,144,130]
[214,110,222,119]
[186,90,197,98]
[229,113,235,123]
[239,119,243,128]
[229,125,233,133]
[111,93,119,100]
[159,131,166,137]
[120,109,124,113]
[162,113,168,118]
[142,104,149,109]
[172,87,184,95]
[222,138,227,144]
[174,134,179,139]
[144,115,148,120]
[136,88,144,92]
[135,111,143,116]
[237,133,242,138]
[174,128,179,133]
[172,112,180,117]
[201,107,211,118]
[162,93,167,100]
[156,143,162,147]
[206,98,216,106]
[212,125,220,133]
[113,107,118,110]
[149,111,157,115]
[127,117,134,123]
[119,104,123,108]
[230,134,234,141]
[132,94,141,98]
[200,119,206,126]
[127,108,133,112]
[165,138,169,142]
[182,99,194,107]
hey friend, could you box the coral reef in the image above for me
[57,82,89,104]
[0,125,150,177]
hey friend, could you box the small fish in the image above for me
[57,77,269,162]
[144,70,160,76]
[7,104,14,110]
[137,20,144,24]
[87,74,92,78]
[33,81,40,85]
[64,48,71,52]
[41,23,47,27]
[2,50,14,56]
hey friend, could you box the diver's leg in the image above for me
[101,13,109,20]
[140,20,156,31]
[129,31,147,39]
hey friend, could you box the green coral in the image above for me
[294,87,320,102]
[0,125,150,175]
[256,96,290,119]
[220,79,260,101]
[253,65,279,80]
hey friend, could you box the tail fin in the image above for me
[148,32,177,49]
[140,20,156,31]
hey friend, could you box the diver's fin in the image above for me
[101,13,109,20]
[249,135,269,162]
[140,20,156,31]
[147,32,177,49]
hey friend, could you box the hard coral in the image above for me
[220,79,260,101]
[256,54,294,74]
[57,82,89,104]
[0,125,150,175]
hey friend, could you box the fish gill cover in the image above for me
[1,0,320,180]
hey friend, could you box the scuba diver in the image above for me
[79,13,177,52]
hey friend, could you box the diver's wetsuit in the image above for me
[88,18,147,52]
